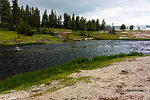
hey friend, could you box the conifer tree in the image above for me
[130,25,134,30]
[120,24,126,31]
[1,0,11,28]
[24,5,30,25]
[12,0,20,27]
[100,19,106,30]
[63,13,71,29]
[79,17,86,31]
[32,7,40,30]
[58,15,62,28]
[71,14,77,31]
[17,18,30,34]
[96,19,100,31]
[42,10,48,27]
[75,16,80,30]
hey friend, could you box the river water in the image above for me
[0,40,150,80]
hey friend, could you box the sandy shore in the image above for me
[1,56,150,100]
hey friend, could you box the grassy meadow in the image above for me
[1,28,148,45]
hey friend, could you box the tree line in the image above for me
[0,0,110,34]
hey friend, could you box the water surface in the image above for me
[0,40,150,80]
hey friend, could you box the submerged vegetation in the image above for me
[0,52,144,93]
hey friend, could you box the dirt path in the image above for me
[1,56,150,100]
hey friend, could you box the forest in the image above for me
[0,0,111,35]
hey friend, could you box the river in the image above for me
[0,40,150,80]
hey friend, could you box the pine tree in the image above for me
[12,0,20,27]
[24,5,30,25]
[91,19,96,31]
[54,13,57,28]
[96,19,100,31]
[79,17,86,31]
[32,7,40,30]
[17,18,31,34]
[50,10,55,27]
[1,0,11,28]
[20,6,25,22]
[130,25,134,30]
[42,10,48,27]
[63,13,71,29]
[71,14,77,31]
[75,16,80,30]
[100,19,106,30]
[120,24,126,31]
[58,15,62,28]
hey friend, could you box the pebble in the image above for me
[40,84,45,87]
[32,88,42,92]
[11,90,16,93]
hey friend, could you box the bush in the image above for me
[17,18,31,35]
[78,31,86,36]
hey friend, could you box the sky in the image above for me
[17,0,150,26]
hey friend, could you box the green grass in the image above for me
[0,29,149,46]
[0,52,144,93]
[0,31,18,42]
[0,31,60,45]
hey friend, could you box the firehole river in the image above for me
[0,40,150,80]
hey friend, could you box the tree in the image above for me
[49,10,55,28]
[31,7,40,30]
[79,17,86,31]
[100,19,106,30]
[53,13,58,28]
[120,24,126,31]
[96,19,100,31]
[24,5,30,25]
[75,16,80,30]
[57,15,62,28]
[63,13,71,29]
[42,10,48,27]
[130,25,134,30]
[17,18,31,34]
[12,0,20,27]
[1,0,11,28]
[112,26,115,34]
[20,6,25,22]
[71,14,77,31]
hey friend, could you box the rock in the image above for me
[32,88,42,92]
[10,90,16,93]
[40,84,45,87]
[121,70,125,73]
[32,86,35,88]
[120,92,125,95]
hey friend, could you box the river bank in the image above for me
[0,53,145,99]
[1,29,150,46]
[0,53,149,100]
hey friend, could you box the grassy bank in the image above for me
[0,52,144,93]
[1,28,150,45]
[0,30,60,45]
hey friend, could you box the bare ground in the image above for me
[1,56,150,100]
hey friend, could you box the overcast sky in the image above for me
[17,0,150,25]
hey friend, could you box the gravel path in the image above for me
[1,56,150,100]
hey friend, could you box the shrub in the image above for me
[78,31,86,36]
[17,18,31,35]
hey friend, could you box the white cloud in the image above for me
[81,6,150,25]
[17,0,150,25]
